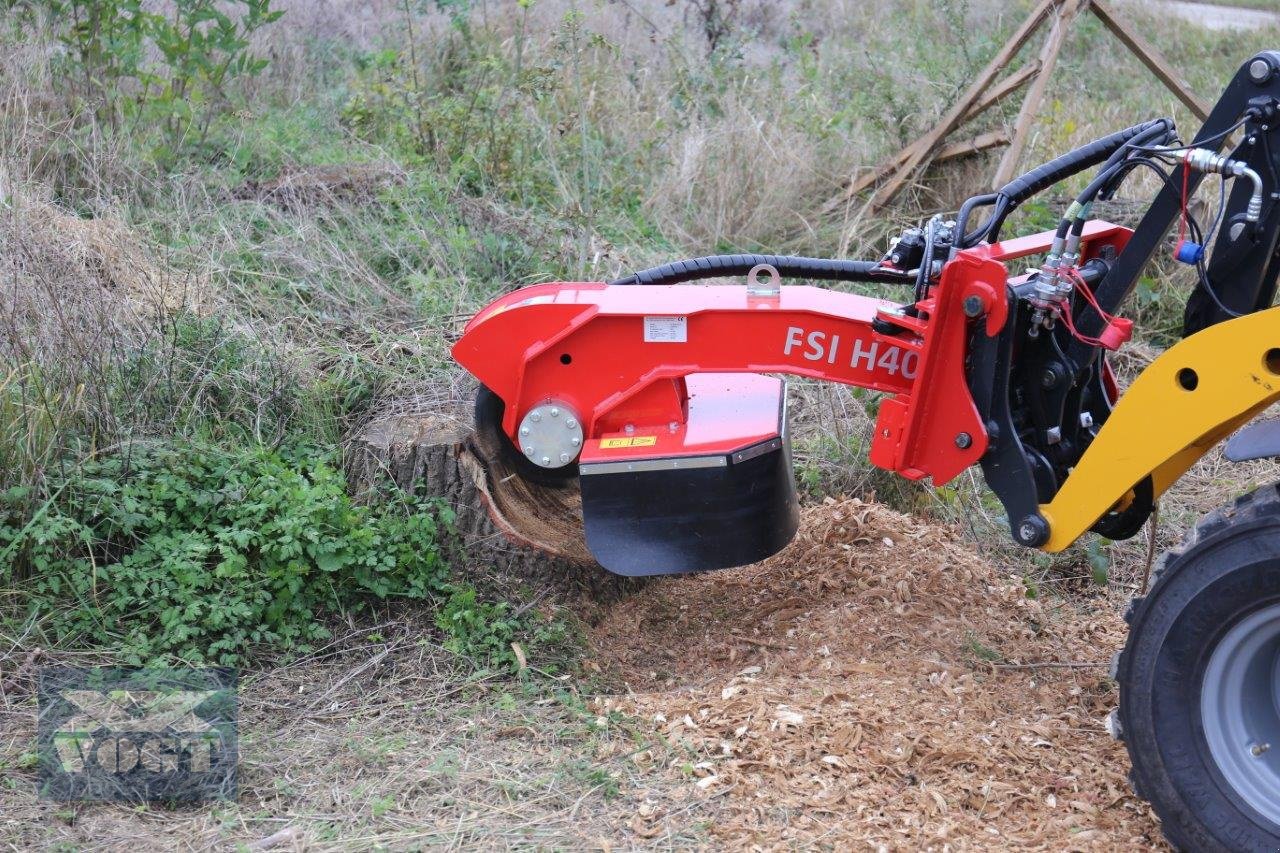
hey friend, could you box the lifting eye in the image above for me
[1265,348,1280,376]
[1177,368,1199,391]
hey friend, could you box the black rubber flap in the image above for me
[580,439,799,576]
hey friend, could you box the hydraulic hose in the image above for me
[977,118,1176,243]
[608,254,914,286]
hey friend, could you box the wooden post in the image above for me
[827,0,1214,214]
[992,0,1085,189]
[936,129,1012,163]
[1089,0,1210,120]
[822,0,1056,214]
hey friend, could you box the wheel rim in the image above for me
[1201,601,1280,825]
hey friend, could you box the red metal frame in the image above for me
[452,221,1133,487]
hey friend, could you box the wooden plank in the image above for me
[1090,0,1209,120]
[991,0,1084,189]
[834,63,1037,201]
[825,0,1056,213]
[961,61,1040,123]
[864,0,1057,210]
[935,129,1011,162]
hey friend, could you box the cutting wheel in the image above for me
[473,385,578,487]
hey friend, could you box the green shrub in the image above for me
[0,442,452,665]
[28,0,283,145]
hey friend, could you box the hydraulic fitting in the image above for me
[1183,148,1264,223]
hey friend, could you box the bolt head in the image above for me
[520,426,530,436]
[954,432,972,449]
[540,455,551,465]
[566,418,577,429]
[559,452,571,463]
[531,413,541,423]
[550,407,560,417]
[571,436,581,446]
[1251,57,1272,83]
[962,295,984,317]
[524,446,535,456]
[624,424,635,434]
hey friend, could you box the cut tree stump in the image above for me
[348,411,642,617]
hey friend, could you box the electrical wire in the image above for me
[1124,112,1254,157]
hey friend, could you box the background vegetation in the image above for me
[0,0,1275,668]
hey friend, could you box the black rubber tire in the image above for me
[1115,483,1280,852]
[473,385,578,487]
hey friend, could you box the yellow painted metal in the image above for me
[1040,305,1280,552]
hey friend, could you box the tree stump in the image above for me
[348,411,642,618]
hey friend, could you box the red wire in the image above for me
[1054,267,1121,348]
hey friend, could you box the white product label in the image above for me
[643,315,687,343]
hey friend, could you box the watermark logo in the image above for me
[37,667,237,801]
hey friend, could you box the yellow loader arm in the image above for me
[1040,305,1280,552]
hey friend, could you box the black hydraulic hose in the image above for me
[996,119,1174,206]
[981,118,1176,242]
[956,192,999,248]
[608,254,914,286]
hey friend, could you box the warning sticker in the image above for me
[643,315,687,343]
[600,436,658,449]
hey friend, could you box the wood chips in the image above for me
[589,498,1168,850]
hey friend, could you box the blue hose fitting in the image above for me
[1174,239,1205,265]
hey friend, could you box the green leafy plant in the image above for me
[33,0,283,145]
[0,442,451,664]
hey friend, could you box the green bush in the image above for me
[0,442,452,665]
[29,0,283,145]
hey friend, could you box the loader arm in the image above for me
[1040,307,1280,551]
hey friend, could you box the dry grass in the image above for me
[0,615,707,851]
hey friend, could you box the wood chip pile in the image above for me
[590,498,1167,849]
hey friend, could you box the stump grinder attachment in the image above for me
[456,52,1280,848]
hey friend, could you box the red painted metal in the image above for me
[451,222,1135,487]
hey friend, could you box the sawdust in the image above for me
[590,498,1165,850]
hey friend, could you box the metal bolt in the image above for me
[1251,58,1272,83]
[550,407,560,417]
[1040,368,1059,389]
[1018,522,1038,541]
[1253,743,1271,756]
[954,432,972,449]
[520,426,530,436]
[669,421,679,432]
[524,446,535,456]
[962,295,984,317]
[559,452,571,463]
[531,412,541,423]
[566,418,577,429]
[1080,411,1094,429]
[624,423,635,435]
[571,436,581,446]
[1046,426,1062,445]
[540,455,551,465]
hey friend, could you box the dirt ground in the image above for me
[0,498,1165,850]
